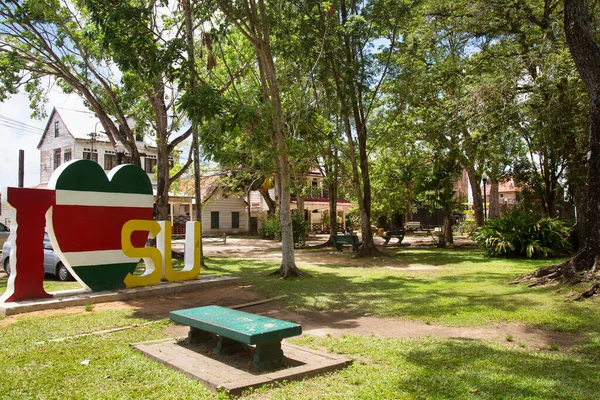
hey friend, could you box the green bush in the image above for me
[259,212,309,246]
[259,214,281,240]
[292,212,309,246]
[472,210,572,258]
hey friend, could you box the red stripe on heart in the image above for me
[52,205,153,252]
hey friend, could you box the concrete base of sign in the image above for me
[132,338,351,395]
[0,275,240,317]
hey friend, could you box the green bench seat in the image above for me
[331,235,362,252]
[169,305,302,370]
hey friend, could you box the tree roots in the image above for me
[310,239,334,249]
[354,245,385,258]
[269,264,313,279]
[511,256,600,300]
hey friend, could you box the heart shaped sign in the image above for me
[47,160,154,291]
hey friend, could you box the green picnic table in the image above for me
[169,305,302,370]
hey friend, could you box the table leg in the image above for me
[252,340,286,371]
[188,327,213,343]
[214,336,246,355]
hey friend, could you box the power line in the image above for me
[0,115,45,133]
[0,123,45,136]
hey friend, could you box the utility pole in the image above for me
[18,149,24,188]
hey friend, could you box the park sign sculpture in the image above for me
[0,159,201,303]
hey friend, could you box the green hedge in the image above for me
[259,212,308,246]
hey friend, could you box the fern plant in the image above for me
[473,210,572,258]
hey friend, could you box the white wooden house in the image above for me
[171,176,249,235]
[36,108,250,235]
[37,107,158,186]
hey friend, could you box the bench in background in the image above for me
[404,221,421,233]
[331,235,362,252]
[169,305,302,371]
[202,233,227,244]
[382,229,405,245]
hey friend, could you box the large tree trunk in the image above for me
[519,0,600,290]
[564,0,600,271]
[488,180,500,220]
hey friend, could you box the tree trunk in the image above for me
[467,167,485,227]
[328,171,338,237]
[337,0,380,257]
[520,0,600,283]
[443,204,453,246]
[488,180,500,220]
[259,187,277,216]
[297,196,305,223]
[564,0,600,271]
[313,143,338,249]
[183,0,206,268]
[246,191,252,233]
[149,80,171,221]
[232,0,305,278]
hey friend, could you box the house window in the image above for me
[499,193,504,198]
[83,149,98,162]
[54,121,59,137]
[104,153,117,170]
[53,149,61,170]
[232,212,240,229]
[63,148,72,163]
[144,157,157,173]
[211,212,220,229]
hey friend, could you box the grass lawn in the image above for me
[206,248,600,334]
[0,275,82,295]
[1,247,599,399]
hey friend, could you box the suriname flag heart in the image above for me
[47,159,154,291]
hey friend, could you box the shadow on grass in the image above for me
[196,258,600,335]
[363,338,596,399]
[402,339,599,399]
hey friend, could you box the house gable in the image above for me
[38,109,78,184]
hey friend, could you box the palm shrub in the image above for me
[473,210,572,258]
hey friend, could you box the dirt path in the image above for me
[1,236,579,351]
[5,284,578,351]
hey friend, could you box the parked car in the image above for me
[1,232,73,281]
[0,222,9,248]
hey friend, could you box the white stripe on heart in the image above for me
[62,250,141,266]
[55,190,153,208]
